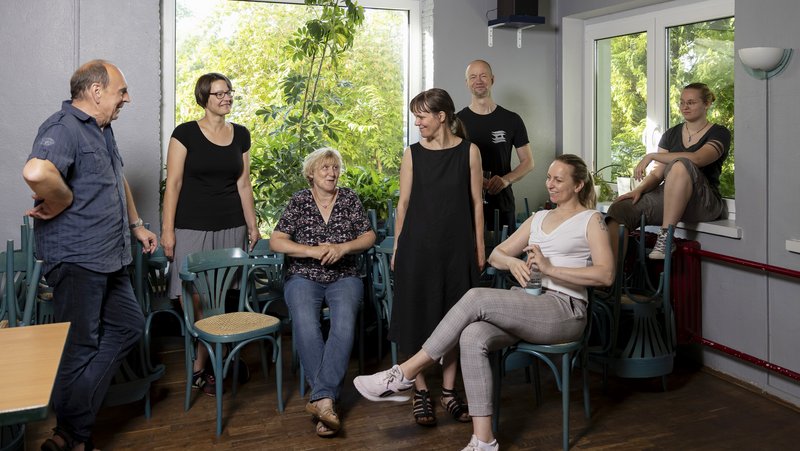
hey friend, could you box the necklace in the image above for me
[312,188,337,209]
[685,121,710,143]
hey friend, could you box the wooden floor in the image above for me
[25,333,800,450]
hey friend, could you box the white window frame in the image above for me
[564,0,739,237]
[161,0,422,165]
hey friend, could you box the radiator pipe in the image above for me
[683,246,800,382]
[694,337,800,382]
[684,247,800,279]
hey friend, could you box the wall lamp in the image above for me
[738,47,792,79]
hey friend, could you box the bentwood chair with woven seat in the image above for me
[181,247,283,436]
[492,289,594,451]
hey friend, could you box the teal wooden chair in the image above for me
[492,289,594,451]
[1,239,42,328]
[372,237,398,366]
[248,239,289,385]
[102,238,167,419]
[180,247,283,436]
[613,222,676,389]
[588,224,627,388]
[140,247,185,372]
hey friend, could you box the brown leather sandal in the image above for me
[413,389,437,426]
[315,420,337,437]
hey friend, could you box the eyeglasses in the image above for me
[209,90,235,99]
[679,100,700,107]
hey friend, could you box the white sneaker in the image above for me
[462,435,499,451]
[648,228,672,260]
[353,364,415,402]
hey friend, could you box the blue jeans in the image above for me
[284,275,362,402]
[45,263,144,443]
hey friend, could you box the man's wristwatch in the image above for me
[130,218,144,229]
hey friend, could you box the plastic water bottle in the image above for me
[525,266,542,295]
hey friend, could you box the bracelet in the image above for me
[129,218,144,229]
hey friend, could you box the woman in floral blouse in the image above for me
[270,147,376,437]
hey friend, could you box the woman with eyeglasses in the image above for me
[606,82,731,259]
[161,72,260,396]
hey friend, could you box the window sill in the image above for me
[676,219,742,239]
[596,202,742,239]
[787,239,800,254]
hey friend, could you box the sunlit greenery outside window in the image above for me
[593,14,735,200]
[175,0,406,229]
[667,17,735,198]
[594,32,647,200]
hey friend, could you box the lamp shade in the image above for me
[738,47,786,71]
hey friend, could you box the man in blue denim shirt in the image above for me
[22,59,157,451]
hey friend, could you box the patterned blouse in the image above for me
[275,187,372,283]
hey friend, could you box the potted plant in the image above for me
[592,163,623,203]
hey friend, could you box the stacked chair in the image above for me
[590,216,677,391]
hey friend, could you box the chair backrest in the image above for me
[624,219,674,302]
[373,248,394,320]
[143,247,172,313]
[181,247,251,324]
[130,239,147,313]
[248,239,285,314]
[1,239,43,327]
[385,199,395,236]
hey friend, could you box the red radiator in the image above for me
[671,238,702,344]
[635,233,702,345]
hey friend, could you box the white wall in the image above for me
[0,0,162,243]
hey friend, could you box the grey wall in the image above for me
[557,0,800,406]
[431,0,557,214]
[0,0,162,243]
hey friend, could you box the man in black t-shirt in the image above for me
[458,59,534,233]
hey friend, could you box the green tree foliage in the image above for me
[175,0,405,231]
[606,17,735,198]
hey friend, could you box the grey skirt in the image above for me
[168,226,246,299]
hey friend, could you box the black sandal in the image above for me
[413,389,437,426]
[441,387,471,423]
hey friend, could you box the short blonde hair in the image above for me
[302,147,344,185]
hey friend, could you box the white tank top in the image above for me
[529,209,596,300]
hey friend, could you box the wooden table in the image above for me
[0,322,70,426]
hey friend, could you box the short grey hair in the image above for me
[70,59,111,100]
[302,147,344,185]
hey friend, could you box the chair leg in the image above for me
[184,334,193,412]
[145,389,152,419]
[490,350,502,434]
[561,352,571,451]
[582,357,591,419]
[391,342,398,366]
[232,348,239,397]
[214,342,224,436]
[275,334,284,412]
[259,341,270,381]
[358,302,365,375]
